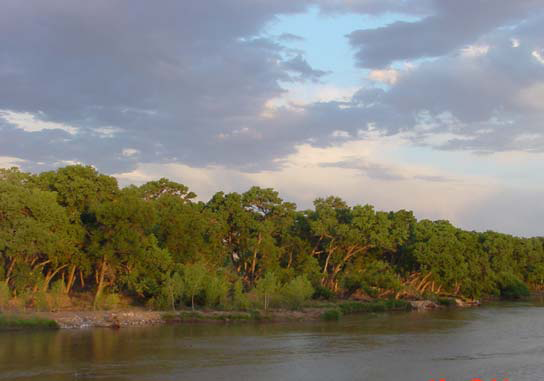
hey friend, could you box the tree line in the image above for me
[0,165,542,311]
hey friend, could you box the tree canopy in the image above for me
[1,165,542,310]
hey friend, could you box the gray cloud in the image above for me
[0,0,543,179]
[283,55,330,82]
[320,158,405,181]
[347,0,543,68]
[0,0,322,172]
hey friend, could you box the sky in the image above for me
[1,0,543,236]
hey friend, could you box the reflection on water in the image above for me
[1,304,544,381]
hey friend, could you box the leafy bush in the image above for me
[95,293,120,310]
[496,273,530,299]
[342,261,402,297]
[281,276,314,310]
[321,308,342,321]
[437,297,455,306]
[232,279,249,310]
[34,291,50,312]
[160,271,184,310]
[256,272,280,311]
[205,274,229,308]
[313,285,335,300]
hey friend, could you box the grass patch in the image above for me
[162,310,255,323]
[0,314,59,331]
[437,297,456,306]
[338,300,412,315]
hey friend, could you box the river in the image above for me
[2,301,544,381]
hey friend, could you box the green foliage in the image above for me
[342,260,402,297]
[232,279,250,310]
[313,285,335,300]
[339,300,412,314]
[496,273,530,299]
[34,291,50,312]
[281,276,314,310]
[0,314,59,330]
[204,273,229,308]
[160,271,184,311]
[183,262,207,310]
[1,165,543,312]
[256,272,280,311]
[321,308,342,321]
[437,297,456,306]
[95,293,121,310]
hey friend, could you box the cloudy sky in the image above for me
[1,0,543,236]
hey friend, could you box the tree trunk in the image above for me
[93,260,107,310]
[4,258,16,285]
[65,265,77,294]
[42,265,68,291]
[250,233,262,283]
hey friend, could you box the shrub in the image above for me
[34,291,50,312]
[232,279,249,310]
[341,261,402,297]
[205,275,229,308]
[183,263,207,311]
[256,272,280,311]
[95,293,120,310]
[497,273,530,300]
[281,276,314,310]
[437,297,455,306]
[161,271,184,311]
[321,309,342,321]
[49,280,69,311]
[313,285,335,300]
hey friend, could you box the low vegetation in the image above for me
[0,314,59,330]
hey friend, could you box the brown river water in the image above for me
[2,301,544,381]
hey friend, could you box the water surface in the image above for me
[2,302,544,381]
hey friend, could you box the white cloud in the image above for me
[511,38,520,48]
[460,44,490,58]
[121,148,140,157]
[263,83,358,116]
[368,68,399,84]
[532,49,544,64]
[331,130,350,138]
[0,156,25,168]
[0,110,79,135]
[94,127,123,138]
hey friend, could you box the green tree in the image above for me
[281,275,314,310]
[0,182,76,294]
[183,262,207,311]
[256,272,279,311]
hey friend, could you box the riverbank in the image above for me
[0,297,481,330]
